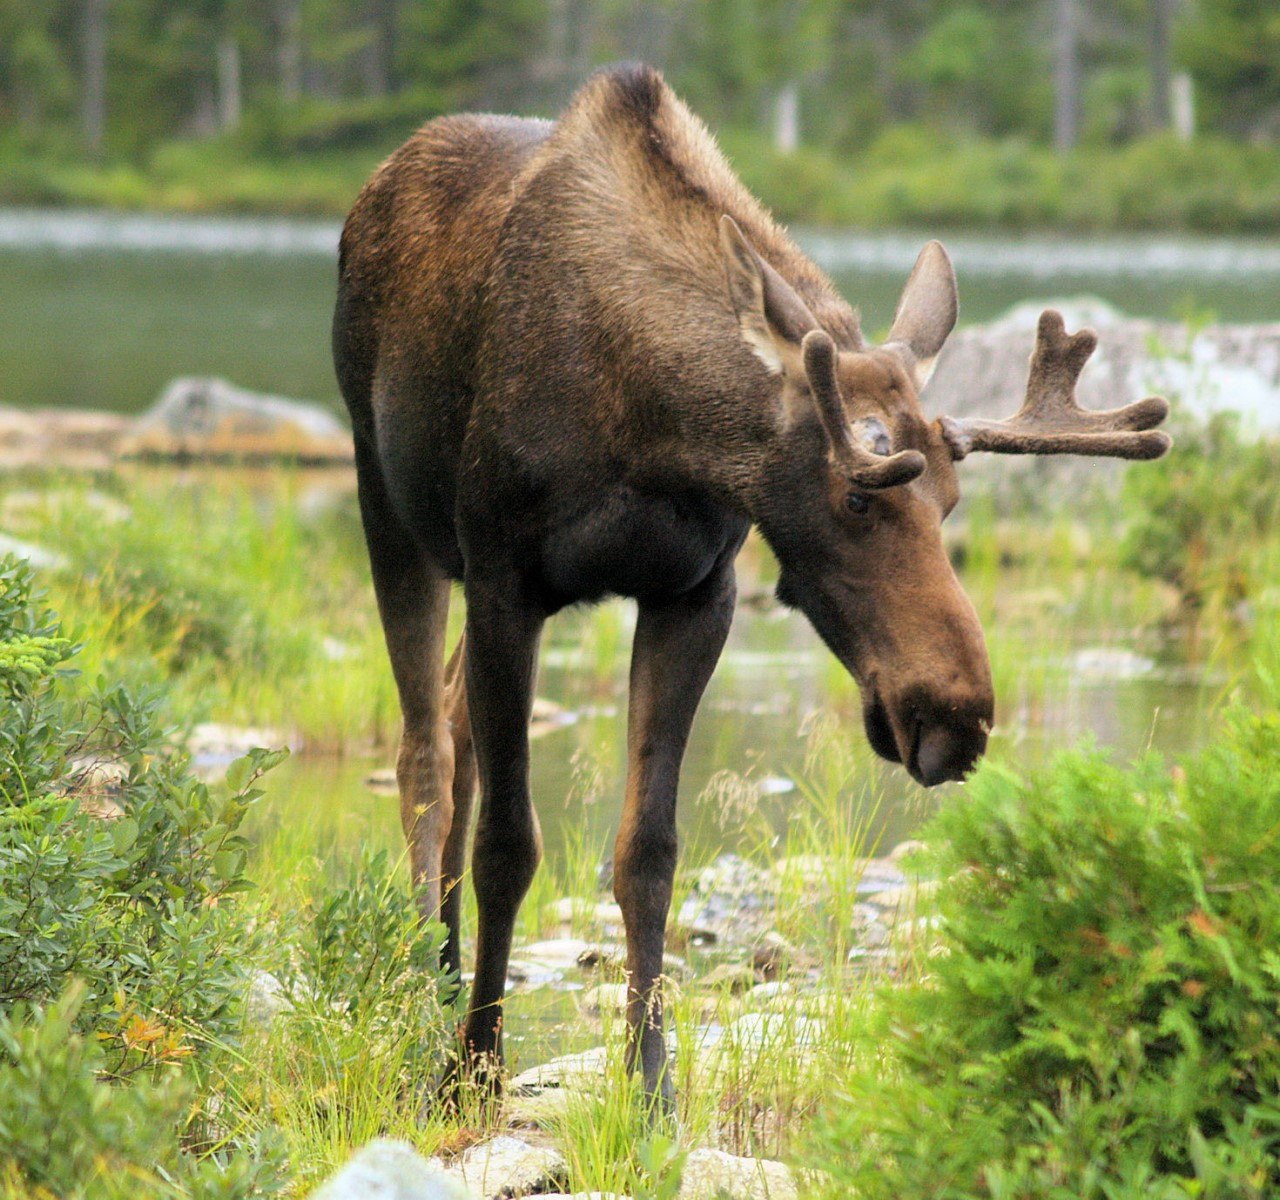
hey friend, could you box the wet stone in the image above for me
[509,1046,608,1095]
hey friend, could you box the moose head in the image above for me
[721,216,1171,786]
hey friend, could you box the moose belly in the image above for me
[537,487,744,608]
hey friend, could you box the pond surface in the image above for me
[3,208,1279,413]
[254,548,1218,878]
[0,206,1234,865]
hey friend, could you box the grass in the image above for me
[2,404,1278,1195]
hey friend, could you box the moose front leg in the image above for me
[616,556,738,1109]
[457,575,545,1087]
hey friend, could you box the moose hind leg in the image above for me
[355,436,455,926]
[458,575,544,1082]
[616,556,737,1109]
[440,632,476,982]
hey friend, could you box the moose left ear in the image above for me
[884,240,957,392]
[720,215,818,375]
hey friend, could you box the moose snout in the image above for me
[908,714,989,786]
[864,685,992,787]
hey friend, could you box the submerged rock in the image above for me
[311,1140,473,1200]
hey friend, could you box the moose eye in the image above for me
[844,491,871,516]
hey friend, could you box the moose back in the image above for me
[332,63,1169,1105]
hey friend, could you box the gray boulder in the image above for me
[120,377,352,463]
[311,1140,473,1200]
[676,1149,797,1200]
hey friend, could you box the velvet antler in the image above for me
[802,330,927,489]
[939,310,1172,461]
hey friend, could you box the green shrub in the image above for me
[0,984,284,1200]
[1120,412,1280,614]
[0,556,285,1067]
[812,706,1280,1198]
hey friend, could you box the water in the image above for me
[0,206,1231,881]
[2,209,1279,413]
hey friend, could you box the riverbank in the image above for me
[4,127,1280,234]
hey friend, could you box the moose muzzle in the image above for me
[863,681,993,786]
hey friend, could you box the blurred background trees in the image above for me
[1,0,1277,162]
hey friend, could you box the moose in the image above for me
[332,63,1170,1106]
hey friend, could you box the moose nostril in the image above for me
[913,722,987,787]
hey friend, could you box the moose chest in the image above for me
[534,484,747,610]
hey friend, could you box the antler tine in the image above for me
[940,310,1172,461]
[801,330,926,489]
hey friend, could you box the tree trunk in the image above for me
[774,83,799,152]
[82,0,108,159]
[1053,0,1080,152]
[275,0,302,104]
[1148,0,1173,130]
[217,34,242,131]
[373,0,397,96]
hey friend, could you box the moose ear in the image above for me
[885,240,957,391]
[720,215,818,375]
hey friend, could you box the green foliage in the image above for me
[0,554,283,1066]
[2,0,1279,231]
[812,707,1280,1197]
[1120,413,1280,611]
[0,984,284,1200]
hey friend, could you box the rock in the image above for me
[453,1135,568,1199]
[120,377,353,463]
[0,532,67,571]
[245,969,291,1026]
[549,898,625,927]
[581,982,629,1019]
[311,1139,473,1200]
[503,1086,575,1130]
[676,1149,797,1200]
[727,1011,824,1052]
[699,962,758,993]
[678,854,779,945]
[365,767,398,795]
[509,1047,609,1095]
[888,838,928,863]
[1071,646,1156,680]
[529,697,577,738]
[0,406,131,470]
[746,981,794,1004]
[517,938,595,974]
[188,723,293,781]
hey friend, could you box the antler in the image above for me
[802,331,926,489]
[939,310,1172,461]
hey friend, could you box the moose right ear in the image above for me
[720,215,818,375]
[884,240,957,391]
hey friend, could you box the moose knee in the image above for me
[397,727,456,838]
[472,810,542,903]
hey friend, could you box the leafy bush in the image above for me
[1120,413,1280,614]
[813,707,1280,1198]
[1,556,284,1064]
[0,555,286,1195]
[0,985,284,1200]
